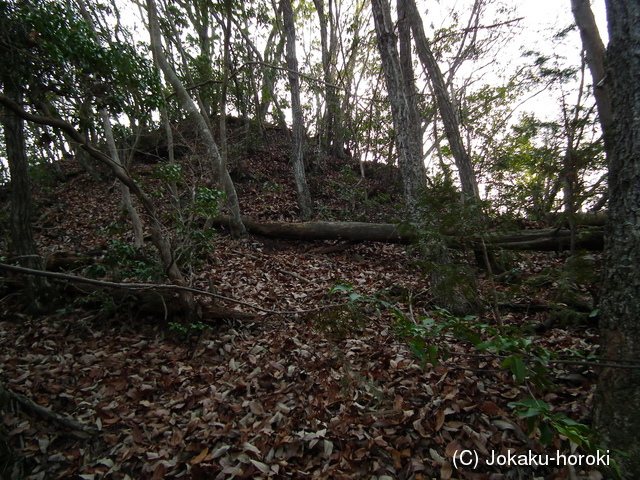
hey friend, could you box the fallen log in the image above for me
[545,211,608,227]
[211,217,604,250]
[485,228,604,250]
[213,216,411,243]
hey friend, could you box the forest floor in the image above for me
[0,127,604,479]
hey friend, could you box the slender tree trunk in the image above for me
[282,0,314,220]
[1,88,58,313]
[159,105,179,199]
[570,0,613,140]
[220,9,287,135]
[405,0,480,201]
[99,109,144,248]
[37,96,106,183]
[312,0,342,157]
[560,62,588,254]
[313,0,330,150]
[594,1,640,477]
[397,0,422,163]
[562,150,577,253]
[327,0,344,157]
[165,12,214,134]
[78,0,145,250]
[181,0,214,118]
[219,0,232,181]
[146,0,246,236]
[258,35,287,130]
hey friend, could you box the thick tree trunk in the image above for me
[370,0,426,221]
[312,0,343,157]
[594,1,640,477]
[397,0,422,164]
[371,0,481,315]
[1,88,58,313]
[282,0,314,220]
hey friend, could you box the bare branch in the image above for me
[0,263,346,316]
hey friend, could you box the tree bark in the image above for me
[397,0,422,163]
[560,61,588,254]
[594,1,640,477]
[372,0,481,315]
[219,0,233,183]
[312,0,343,157]
[282,0,314,220]
[312,0,331,152]
[1,87,58,313]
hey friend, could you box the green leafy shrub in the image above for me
[509,398,624,478]
[308,284,368,338]
[152,163,184,184]
[333,284,615,471]
[393,305,620,474]
[393,306,553,386]
[102,240,164,282]
[168,321,209,341]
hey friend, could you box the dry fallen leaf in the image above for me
[190,447,209,465]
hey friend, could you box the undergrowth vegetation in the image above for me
[330,283,621,477]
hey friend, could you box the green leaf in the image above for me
[475,340,494,351]
[539,421,554,445]
[518,408,541,419]
[329,284,353,294]
[409,338,427,369]
[464,330,482,346]
[509,355,527,383]
[558,417,582,427]
[348,292,363,302]
[514,398,550,411]
[427,345,440,366]
[525,416,538,434]
[555,425,585,446]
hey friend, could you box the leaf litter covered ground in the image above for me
[0,136,603,479]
